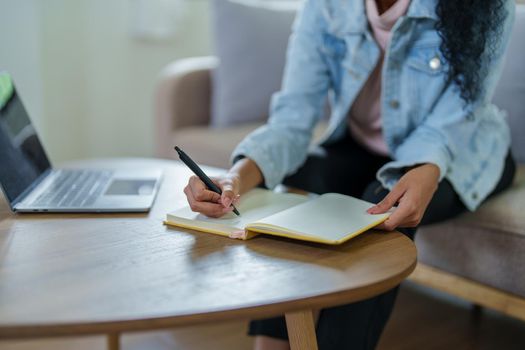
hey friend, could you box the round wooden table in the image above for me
[0,159,417,350]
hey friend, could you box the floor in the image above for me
[2,282,525,350]
[377,283,525,350]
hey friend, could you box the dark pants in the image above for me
[248,132,516,350]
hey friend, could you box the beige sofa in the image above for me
[154,56,327,167]
[154,2,525,322]
[155,57,253,167]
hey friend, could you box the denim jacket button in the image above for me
[389,100,400,109]
[429,57,441,70]
[472,192,478,200]
[466,114,475,121]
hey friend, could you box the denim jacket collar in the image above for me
[326,0,438,34]
[406,0,439,21]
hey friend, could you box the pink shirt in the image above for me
[347,0,411,156]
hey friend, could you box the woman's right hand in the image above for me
[183,158,264,219]
[183,173,241,218]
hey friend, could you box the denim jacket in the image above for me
[232,0,515,211]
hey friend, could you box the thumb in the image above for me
[368,185,404,214]
[210,177,236,208]
[220,184,236,208]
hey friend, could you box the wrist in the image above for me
[405,163,439,173]
[228,157,263,194]
[421,163,440,177]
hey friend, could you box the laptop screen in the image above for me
[0,73,51,205]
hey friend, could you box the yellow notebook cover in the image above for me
[164,189,389,245]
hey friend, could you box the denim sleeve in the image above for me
[377,1,516,190]
[231,0,330,189]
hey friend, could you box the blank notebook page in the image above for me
[167,189,308,235]
[250,193,389,242]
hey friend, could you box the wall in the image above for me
[1,0,211,164]
[42,0,212,163]
[39,1,89,162]
[0,0,44,133]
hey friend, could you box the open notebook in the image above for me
[165,189,390,245]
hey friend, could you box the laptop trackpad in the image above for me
[104,179,156,196]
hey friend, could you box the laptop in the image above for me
[0,72,162,213]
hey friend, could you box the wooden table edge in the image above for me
[0,256,417,339]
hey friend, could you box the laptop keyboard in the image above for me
[32,170,113,208]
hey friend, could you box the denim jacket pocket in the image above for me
[406,43,445,76]
[321,32,346,57]
[405,43,447,120]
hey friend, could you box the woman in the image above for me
[183,0,516,349]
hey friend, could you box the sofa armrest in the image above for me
[154,56,219,158]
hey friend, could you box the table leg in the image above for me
[107,332,120,350]
[285,309,318,350]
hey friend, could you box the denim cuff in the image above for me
[376,151,449,191]
[231,141,282,190]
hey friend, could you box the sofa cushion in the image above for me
[416,164,525,297]
[210,0,299,127]
[455,165,525,235]
[493,5,525,163]
[173,122,265,168]
[173,121,328,169]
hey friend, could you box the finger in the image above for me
[403,219,420,228]
[368,184,406,214]
[188,175,207,196]
[375,218,418,231]
[183,185,193,205]
[184,185,200,208]
[232,194,241,205]
[220,181,234,193]
[220,184,237,208]
[184,186,227,217]
[195,188,221,203]
[222,192,236,208]
[210,177,225,190]
[374,222,388,231]
[210,176,234,192]
[398,213,421,228]
[226,195,241,208]
[209,176,237,208]
[380,201,413,231]
[189,176,221,203]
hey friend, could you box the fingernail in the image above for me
[233,195,241,204]
[223,198,232,208]
[222,206,233,213]
[367,206,376,214]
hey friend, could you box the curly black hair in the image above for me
[435,0,508,103]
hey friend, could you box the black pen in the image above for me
[175,146,240,216]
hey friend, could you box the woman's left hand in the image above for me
[367,163,440,231]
